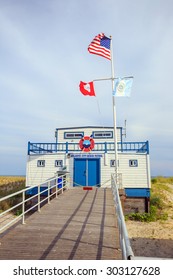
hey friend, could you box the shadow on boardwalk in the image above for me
[0,188,122,260]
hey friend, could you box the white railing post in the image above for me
[61,175,64,194]
[38,185,41,212]
[48,181,51,204]
[111,173,134,260]
[0,174,69,233]
[22,191,25,224]
[55,176,58,198]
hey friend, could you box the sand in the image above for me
[126,184,173,259]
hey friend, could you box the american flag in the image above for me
[88,33,111,60]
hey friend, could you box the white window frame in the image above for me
[93,131,113,139]
[110,159,119,167]
[64,132,84,139]
[110,159,115,167]
[37,160,45,167]
[55,160,63,167]
[129,159,138,167]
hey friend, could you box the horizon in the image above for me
[0,0,173,176]
[0,175,172,178]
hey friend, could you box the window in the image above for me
[110,160,119,167]
[93,131,113,139]
[37,160,45,167]
[64,132,84,139]
[129,159,138,167]
[55,160,63,167]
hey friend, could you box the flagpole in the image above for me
[93,76,134,82]
[93,77,112,82]
[110,36,118,184]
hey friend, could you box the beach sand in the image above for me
[126,184,173,259]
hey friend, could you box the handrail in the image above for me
[111,173,134,260]
[28,141,149,154]
[0,174,69,233]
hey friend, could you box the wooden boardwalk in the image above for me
[0,188,121,260]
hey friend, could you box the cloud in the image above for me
[0,0,173,175]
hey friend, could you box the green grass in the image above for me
[126,176,173,222]
[0,176,25,187]
[151,176,173,185]
[0,176,26,213]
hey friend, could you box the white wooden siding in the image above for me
[57,127,122,143]
[26,153,70,187]
[26,152,149,189]
[101,153,149,188]
[118,153,149,188]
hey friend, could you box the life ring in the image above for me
[79,136,95,152]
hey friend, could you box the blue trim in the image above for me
[55,130,58,143]
[70,154,102,158]
[27,141,30,155]
[28,141,149,155]
[120,127,123,143]
[125,188,150,198]
[92,130,113,139]
[64,131,84,139]
[104,142,107,153]
[66,142,68,153]
[146,140,149,154]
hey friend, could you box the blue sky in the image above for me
[0,0,173,176]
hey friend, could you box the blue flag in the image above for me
[113,77,133,97]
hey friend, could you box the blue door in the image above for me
[73,159,86,187]
[73,158,100,187]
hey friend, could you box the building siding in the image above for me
[26,126,151,213]
[56,127,122,143]
[26,154,68,187]
[26,152,149,190]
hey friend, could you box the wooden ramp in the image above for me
[0,188,121,260]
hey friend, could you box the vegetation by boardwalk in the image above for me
[0,188,121,260]
[0,176,25,193]
[0,176,25,214]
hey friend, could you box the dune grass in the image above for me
[0,176,26,212]
[0,176,25,187]
[126,176,173,222]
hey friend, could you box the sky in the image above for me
[0,0,173,176]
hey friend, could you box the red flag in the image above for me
[79,81,96,96]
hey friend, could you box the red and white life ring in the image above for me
[79,136,95,152]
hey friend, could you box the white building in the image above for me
[26,126,151,212]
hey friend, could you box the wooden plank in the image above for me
[0,188,121,260]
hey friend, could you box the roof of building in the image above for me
[55,126,122,131]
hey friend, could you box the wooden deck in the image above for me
[0,188,121,260]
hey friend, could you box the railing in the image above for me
[0,174,68,233]
[117,173,123,189]
[28,141,149,154]
[111,173,134,260]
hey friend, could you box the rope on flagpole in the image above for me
[93,79,116,146]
